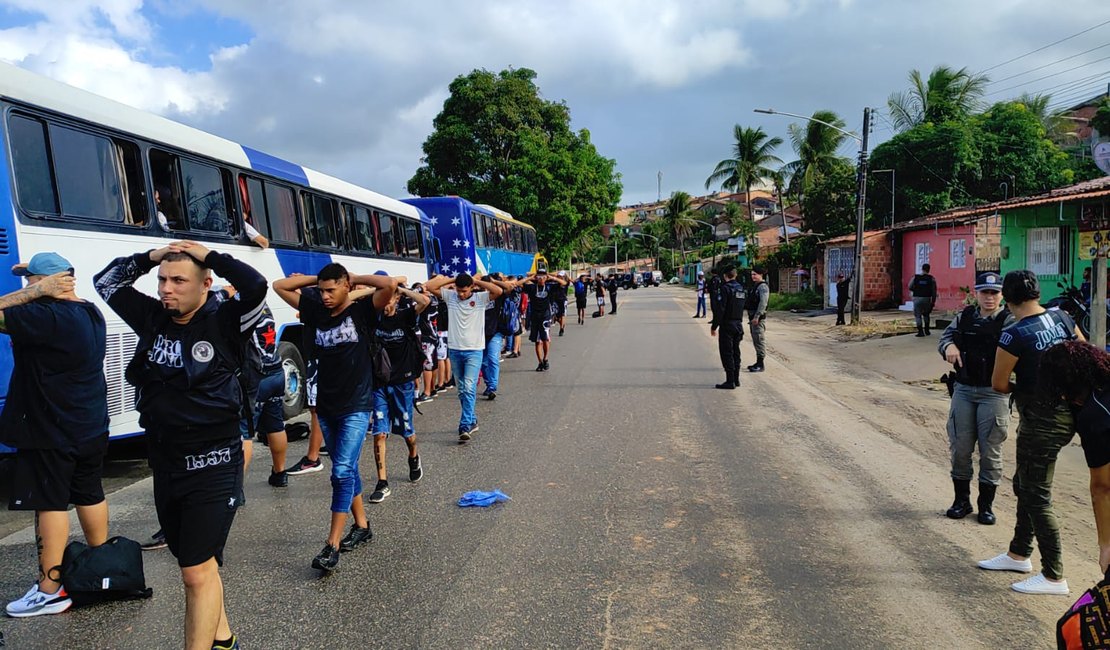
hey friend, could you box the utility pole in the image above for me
[850,107,872,326]
[775,178,790,244]
[658,171,663,203]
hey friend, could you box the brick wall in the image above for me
[861,233,895,309]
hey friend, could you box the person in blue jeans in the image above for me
[426,272,504,442]
[481,273,522,400]
[694,271,707,318]
[273,263,397,572]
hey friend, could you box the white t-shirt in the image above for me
[442,287,491,351]
[244,220,261,241]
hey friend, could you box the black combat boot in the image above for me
[946,479,974,519]
[748,357,765,372]
[916,326,925,337]
[924,322,931,336]
[977,482,997,525]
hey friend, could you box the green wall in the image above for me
[998,203,1108,302]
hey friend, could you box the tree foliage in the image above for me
[801,158,858,239]
[869,99,1080,221]
[663,191,695,263]
[782,110,851,197]
[407,68,623,267]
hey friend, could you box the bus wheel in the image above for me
[278,341,307,420]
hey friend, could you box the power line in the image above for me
[986,41,1110,85]
[986,53,1110,96]
[979,18,1110,74]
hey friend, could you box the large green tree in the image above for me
[869,98,1080,221]
[663,191,695,263]
[407,68,622,266]
[887,65,990,132]
[801,158,858,240]
[781,110,851,197]
[705,125,783,222]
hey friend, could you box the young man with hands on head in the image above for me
[272,265,397,572]
[424,272,503,442]
[94,240,267,650]
[521,266,568,372]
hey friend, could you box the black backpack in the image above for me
[61,537,153,607]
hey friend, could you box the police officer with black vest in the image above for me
[937,271,1013,525]
[710,265,746,390]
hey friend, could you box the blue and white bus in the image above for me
[403,196,541,277]
[0,62,436,451]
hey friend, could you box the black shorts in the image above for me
[555,301,567,317]
[576,296,588,310]
[8,439,108,511]
[153,439,242,568]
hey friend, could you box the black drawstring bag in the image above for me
[61,536,153,607]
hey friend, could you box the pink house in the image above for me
[893,214,1003,311]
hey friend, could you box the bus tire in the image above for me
[278,341,307,420]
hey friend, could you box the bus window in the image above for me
[263,182,300,243]
[303,193,339,248]
[180,158,229,233]
[377,212,398,255]
[8,114,59,215]
[51,124,135,224]
[241,176,268,239]
[528,230,537,253]
[513,225,523,252]
[347,204,376,252]
[472,212,486,247]
[403,218,422,258]
[500,222,511,250]
[485,216,499,247]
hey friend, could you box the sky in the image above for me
[1,0,1108,207]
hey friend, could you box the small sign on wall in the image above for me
[1079,230,1110,260]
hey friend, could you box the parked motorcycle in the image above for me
[1045,281,1107,339]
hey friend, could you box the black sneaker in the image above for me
[486,391,497,401]
[715,381,737,390]
[415,394,434,405]
[542,359,550,370]
[559,328,564,336]
[319,446,329,457]
[141,529,167,551]
[409,455,423,482]
[311,544,340,571]
[536,363,545,372]
[458,425,472,442]
[338,525,372,552]
[445,378,456,389]
[368,480,391,503]
[268,470,288,487]
[285,456,323,476]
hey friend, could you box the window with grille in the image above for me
[1026,227,1060,275]
[950,239,967,269]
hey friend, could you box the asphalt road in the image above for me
[0,287,1064,648]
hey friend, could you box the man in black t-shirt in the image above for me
[2,253,108,619]
[367,279,430,504]
[909,263,938,336]
[606,274,619,315]
[551,271,569,336]
[273,264,396,573]
[523,267,568,371]
[95,241,266,649]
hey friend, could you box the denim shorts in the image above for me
[371,382,415,437]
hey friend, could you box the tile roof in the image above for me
[904,176,1110,228]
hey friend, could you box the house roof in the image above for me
[910,176,1110,225]
[822,229,890,245]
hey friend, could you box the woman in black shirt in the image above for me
[977,270,1083,595]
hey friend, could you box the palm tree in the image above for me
[782,110,851,196]
[663,191,695,264]
[705,125,783,222]
[887,65,990,131]
[1016,92,1079,145]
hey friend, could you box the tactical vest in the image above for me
[952,305,1008,387]
[911,274,935,298]
[722,280,747,321]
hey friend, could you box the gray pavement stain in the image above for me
[0,287,1069,648]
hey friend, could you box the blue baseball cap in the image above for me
[373,270,390,276]
[12,252,73,277]
[975,272,1003,292]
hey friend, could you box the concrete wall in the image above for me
[900,227,977,310]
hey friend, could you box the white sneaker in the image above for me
[1011,573,1070,595]
[977,552,1033,573]
[5,583,72,617]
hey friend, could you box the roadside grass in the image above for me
[767,289,823,312]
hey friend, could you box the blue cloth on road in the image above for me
[458,490,511,507]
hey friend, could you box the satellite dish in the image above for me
[1094,140,1110,176]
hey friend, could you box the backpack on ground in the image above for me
[61,537,153,607]
[592,310,601,318]
[1058,567,1110,648]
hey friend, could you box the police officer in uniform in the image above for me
[710,265,746,390]
[910,263,938,336]
[937,271,1013,524]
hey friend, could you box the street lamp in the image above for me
[755,107,872,325]
[689,217,724,273]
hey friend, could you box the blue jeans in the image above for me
[448,349,483,429]
[482,333,504,393]
[695,295,706,317]
[317,411,370,513]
